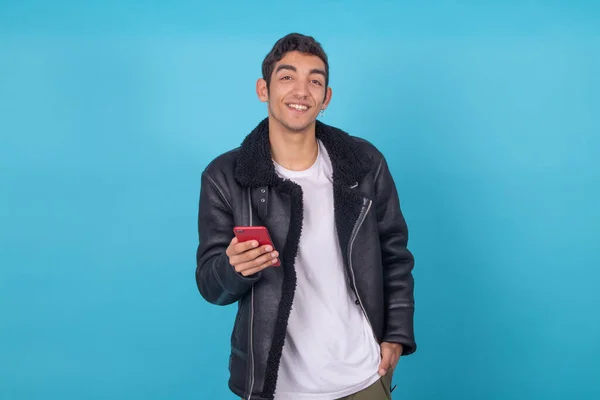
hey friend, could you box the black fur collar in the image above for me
[234,117,372,188]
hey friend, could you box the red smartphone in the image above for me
[233,226,280,266]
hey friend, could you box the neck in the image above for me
[269,118,318,171]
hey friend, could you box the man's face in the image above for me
[257,51,332,133]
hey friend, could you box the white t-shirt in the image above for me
[273,140,382,400]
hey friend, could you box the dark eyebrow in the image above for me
[309,68,326,78]
[275,64,326,79]
[275,64,297,73]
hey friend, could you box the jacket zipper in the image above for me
[247,287,255,399]
[347,197,377,341]
[244,190,374,397]
[246,188,256,400]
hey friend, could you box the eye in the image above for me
[281,75,292,80]
[311,80,322,86]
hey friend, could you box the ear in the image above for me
[256,78,269,102]
[321,86,333,111]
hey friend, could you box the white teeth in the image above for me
[288,104,308,111]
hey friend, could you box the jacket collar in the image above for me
[234,117,372,188]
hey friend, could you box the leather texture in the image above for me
[195,118,416,400]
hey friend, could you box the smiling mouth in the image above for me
[286,103,309,111]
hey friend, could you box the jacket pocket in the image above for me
[232,295,247,344]
[229,346,249,391]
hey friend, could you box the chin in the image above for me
[285,123,312,133]
[284,117,317,133]
[270,110,317,133]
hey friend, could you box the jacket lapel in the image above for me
[234,117,373,278]
[232,117,373,398]
[234,118,372,189]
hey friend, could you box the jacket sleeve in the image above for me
[374,155,417,355]
[195,171,260,306]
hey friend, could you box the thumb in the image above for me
[378,349,392,376]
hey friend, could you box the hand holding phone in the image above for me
[227,226,280,276]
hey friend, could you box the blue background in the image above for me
[1,1,599,399]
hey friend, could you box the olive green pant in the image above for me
[242,370,394,400]
[336,369,394,400]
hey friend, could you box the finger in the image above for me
[239,256,280,276]
[235,250,279,272]
[225,237,239,257]
[378,349,393,376]
[232,244,273,265]
[233,239,260,255]
[229,241,261,263]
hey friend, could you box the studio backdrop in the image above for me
[1,1,599,399]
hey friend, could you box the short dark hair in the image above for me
[261,33,329,89]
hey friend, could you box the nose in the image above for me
[292,79,309,98]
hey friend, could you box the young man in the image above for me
[195,33,416,400]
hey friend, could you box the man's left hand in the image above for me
[378,342,403,376]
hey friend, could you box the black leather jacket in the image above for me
[195,118,416,400]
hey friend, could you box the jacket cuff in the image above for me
[382,306,417,356]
